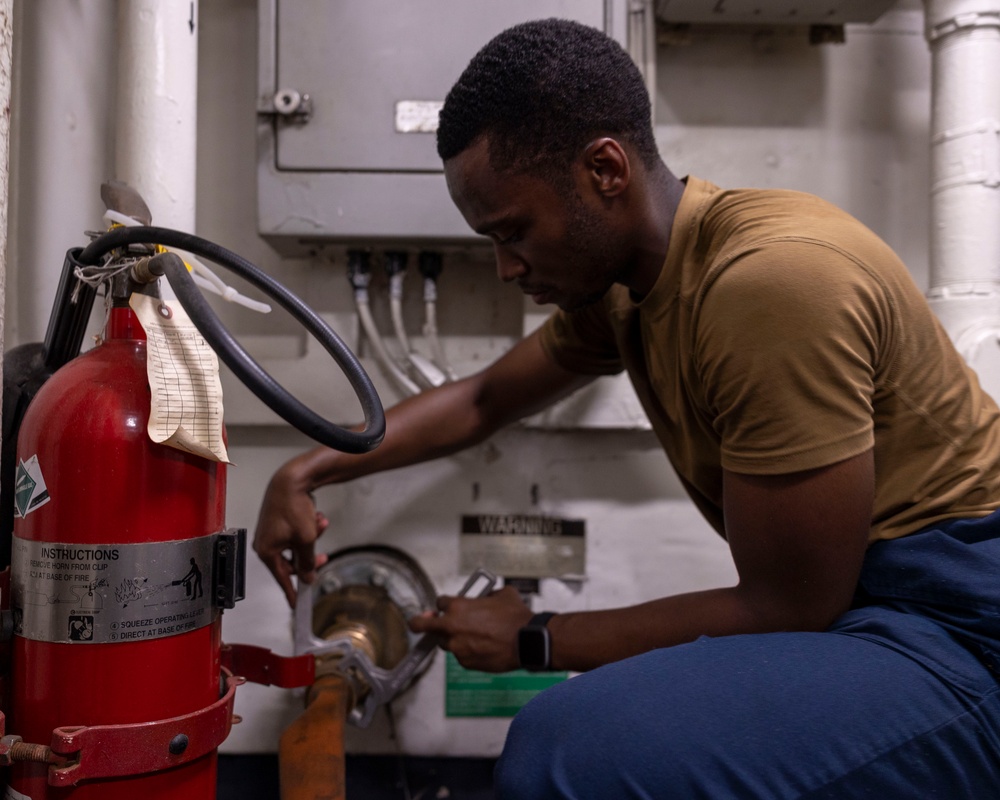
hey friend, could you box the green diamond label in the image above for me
[14,456,50,519]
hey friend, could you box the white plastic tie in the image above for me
[100,212,272,314]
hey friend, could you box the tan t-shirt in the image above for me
[539,176,1000,541]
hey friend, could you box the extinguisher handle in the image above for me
[43,249,100,373]
[76,228,386,455]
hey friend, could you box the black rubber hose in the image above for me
[78,227,385,454]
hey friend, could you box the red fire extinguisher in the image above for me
[2,214,384,798]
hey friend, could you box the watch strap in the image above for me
[528,611,556,628]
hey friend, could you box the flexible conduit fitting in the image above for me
[347,250,421,397]
[418,251,457,381]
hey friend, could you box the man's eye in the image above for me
[496,231,522,245]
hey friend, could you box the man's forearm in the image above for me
[284,331,590,491]
[547,585,831,672]
[285,375,498,491]
[547,456,874,672]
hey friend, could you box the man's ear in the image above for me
[583,138,630,198]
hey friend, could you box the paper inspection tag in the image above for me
[129,294,230,463]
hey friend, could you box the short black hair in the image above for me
[437,18,659,180]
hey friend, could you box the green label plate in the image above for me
[445,652,568,717]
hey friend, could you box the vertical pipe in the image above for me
[279,674,351,800]
[0,0,11,482]
[628,0,657,122]
[924,0,1000,359]
[115,0,199,232]
[6,0,115,346]
[926,0,1000,290]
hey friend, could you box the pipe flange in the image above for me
[927,9,1000,42]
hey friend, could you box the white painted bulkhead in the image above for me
[6,0,995,760]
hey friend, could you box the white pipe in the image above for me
[628,0,657,121]
[115,0,199,232]
[7,0,115,346]
[924,0,1000,362]
[925,0,1000,291]
[0,0,12,462]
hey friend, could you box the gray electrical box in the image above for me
[654,0,896,25]
[257,0,633,250]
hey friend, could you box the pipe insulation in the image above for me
[924,0,1000,362]
[115,0,199,233]
[926,1,1000,290]
[0,0,11,473]
[7,0,115,345]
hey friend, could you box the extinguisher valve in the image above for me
[130,256,165,284]
[130,252,180,285]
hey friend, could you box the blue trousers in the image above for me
[495,513,1000,798]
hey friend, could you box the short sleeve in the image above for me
[694,240,884,474]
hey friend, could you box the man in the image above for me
[255,18,1000,798]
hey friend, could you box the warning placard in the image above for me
[459,514,585,578]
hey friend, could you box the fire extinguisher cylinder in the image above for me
[9,302,227,799]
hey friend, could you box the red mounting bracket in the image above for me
[220,642,315,689]
[47,669,244,787]
[0,643,313,786]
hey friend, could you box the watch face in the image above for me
[518,626,550,671]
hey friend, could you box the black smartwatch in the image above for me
[518,612,556,671]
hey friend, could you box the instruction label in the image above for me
[460,514,585,579]
[445,653,567,717]
[11,535,218,644]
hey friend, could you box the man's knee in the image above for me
[494,678,596,800]
[494,674,653,799]
[494,689,566,800]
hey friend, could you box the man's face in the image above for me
[444,137,625,312]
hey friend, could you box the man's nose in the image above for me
[494,244,526,283]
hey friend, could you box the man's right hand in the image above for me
[253,460,330,607]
